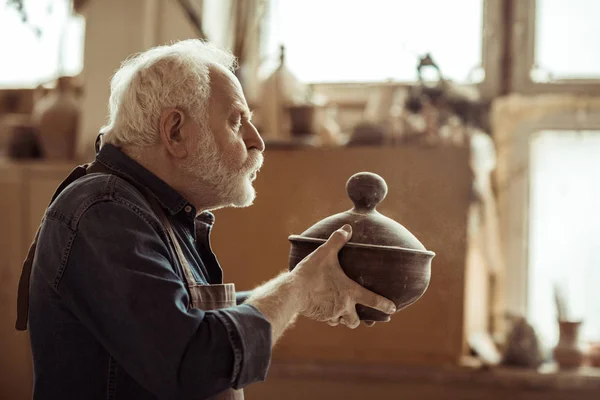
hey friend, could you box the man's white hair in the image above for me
[101,39,237,147]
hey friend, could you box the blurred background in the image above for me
[1,0,599,399]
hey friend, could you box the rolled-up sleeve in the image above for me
[51,200,272,398]
[235,290,253,305]
[213,304,271,389]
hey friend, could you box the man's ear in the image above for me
[159,108,188,158]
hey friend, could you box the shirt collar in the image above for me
[96,143,192,216]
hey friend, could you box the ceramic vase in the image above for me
[553,320,586,369]
[32,76,80,160]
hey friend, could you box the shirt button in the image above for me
[184,205,192,213]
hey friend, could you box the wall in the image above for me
[0,161,74,400]
[0,163,30,400]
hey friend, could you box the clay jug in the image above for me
[32,76,79,160]
[553,320,586,369]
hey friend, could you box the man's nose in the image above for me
[244,122,265,152]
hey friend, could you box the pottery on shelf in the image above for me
[32,76,80,160]
[588,343,600,367]
[553,320,586,369]
[7,123,43,159]
[500,316,543,369]
[288,172,435,321]
[288,104,317,137]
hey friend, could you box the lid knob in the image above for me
[346,172,388,212]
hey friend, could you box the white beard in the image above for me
[183,129,263,210]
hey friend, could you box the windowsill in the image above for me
[262,137,471,150]
[309,81,485,106]
[0,156,77,170]
[266,358,600,393]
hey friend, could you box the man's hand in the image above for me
[291,224,396,329]
[246,224,395,347]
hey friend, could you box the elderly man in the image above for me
[16,40,396,400]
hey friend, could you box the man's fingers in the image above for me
[354,284,396,315]
[363,316,391,327]
[321,224,352,253]
[341,311,360,329]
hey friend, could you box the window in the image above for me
[533,0,600,82]
[263,0,484,83]
[528,130,600,349]
[512,0,600,92]
[0,0,85,88]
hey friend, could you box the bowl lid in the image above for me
[289,172,433,254]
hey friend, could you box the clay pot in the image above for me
[553,320,586,369]
[588,343,600,368]
[288,105,317,137]
[7,124,43,159]
[32,76,80,160]
[288,172,435,321]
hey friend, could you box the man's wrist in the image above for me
[246,270,306,315]
[287,270,309,314]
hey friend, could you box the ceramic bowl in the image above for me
[288,172,435,321]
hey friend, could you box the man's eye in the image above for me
[231,115,242,131]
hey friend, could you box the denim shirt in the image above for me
[28,144,272,400]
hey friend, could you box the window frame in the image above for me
[0,0,85,89]
[496,109,600,317]
[298,0,504,103]
[511,0,600,95]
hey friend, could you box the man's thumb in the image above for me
[325,224,353,251]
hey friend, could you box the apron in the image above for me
[16,158,243,400]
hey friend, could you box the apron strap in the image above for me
[145,196,199,290]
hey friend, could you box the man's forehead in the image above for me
[209,66,244,103]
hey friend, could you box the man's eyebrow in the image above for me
[231,101,253,120]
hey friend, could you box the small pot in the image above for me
[288,105,316,136]
[288,172,435,321]
[553,320,586,369]
[588,342,600,367]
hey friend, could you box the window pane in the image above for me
[264,0,483,83]
[0,0,85,88]
[534,0,600,81]
[61,13,86,78]
[528,130,600,350]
